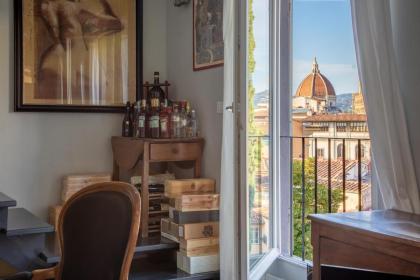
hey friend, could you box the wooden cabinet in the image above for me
[150,142,202,162]
[111,137,204,237]
[309,210,420,280]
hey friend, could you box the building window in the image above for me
[336,122,347,132]
[250,227,261,245]
[305,122,329,131]
[355,144,365,159]
[350,122,368,132]
[337,143,343,158]
[317,148,325,159]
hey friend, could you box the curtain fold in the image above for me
[220,0,239,279]
[351,0,420,213]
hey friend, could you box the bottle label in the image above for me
[150,116,159,128]
[151,98,160,108]
[161,119,168,132]
[138,116,145,128]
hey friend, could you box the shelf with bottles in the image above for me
[111,136,204,237]
[122,72,199,140]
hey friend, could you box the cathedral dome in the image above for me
[295,58,336,99]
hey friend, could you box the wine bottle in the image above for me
[160,105,171,139]
[138,97,147,138]
[148,72,165,107]
[133,101,141,138]
[149,92,160,138]
[122,101,132,137]
[171,103,181,138]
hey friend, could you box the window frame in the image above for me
[241,0,380,278]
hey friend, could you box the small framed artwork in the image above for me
[14,0,143,112]
[193,0,224,71]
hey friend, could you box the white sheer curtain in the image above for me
[220,0,239,279]
[351,0,420,213]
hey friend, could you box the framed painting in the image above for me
[14,0,143,112]
[193,0,224,71]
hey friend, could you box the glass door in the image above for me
[239,0,276,278]
[247,0,272,269]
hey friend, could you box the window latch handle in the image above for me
[225,103,234,113]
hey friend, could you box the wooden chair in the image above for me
[32,182,140,280]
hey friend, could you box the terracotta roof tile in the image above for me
[303,113,367,122]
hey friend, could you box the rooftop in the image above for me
[302,113,367,122]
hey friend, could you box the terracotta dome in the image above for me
[295,58,336,99]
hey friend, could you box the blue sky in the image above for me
[252,0,360,95]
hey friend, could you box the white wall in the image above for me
[143,0,168,82]
[0,0,168,219]
[166,3,224,188]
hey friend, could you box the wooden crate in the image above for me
[170,194,220,212]
[161,219,219,241]
[48,205,62,230]
[177,252,219,274]
[164,179,216,198]
[169,208,219,224]
[180,237,219,257]
[161,218,180,242]
[61,173,111,203]
[180,221,219,239]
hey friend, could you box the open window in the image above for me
[239,0,374,278]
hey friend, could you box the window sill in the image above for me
[276,255,311,269]
[250,249,280,280]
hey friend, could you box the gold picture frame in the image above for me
[15,0,143,112]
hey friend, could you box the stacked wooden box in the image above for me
[161,178,220,274]
[131,173,175,235]
[49,173,112,229]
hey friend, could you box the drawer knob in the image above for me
[171,147,179,154]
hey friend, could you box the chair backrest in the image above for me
[56,182,140,280]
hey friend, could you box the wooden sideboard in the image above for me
[309,210,420,280]
[111,136,204,237]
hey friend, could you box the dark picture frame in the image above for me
[192,0,224,71]
[14,0,143,113]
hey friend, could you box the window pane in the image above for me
[291,0,372,261]
[247,0,271,269]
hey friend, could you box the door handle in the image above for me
[225,103,234,112]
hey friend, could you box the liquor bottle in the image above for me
[138,97,147,138]
[160,105,171,139]
[133,101,141,138]
[149,92,160,138]
[148,72,165,106]
[171,103,181,138]
[190,109,198,137]
[179,101,188,138]
[122,101,132,137]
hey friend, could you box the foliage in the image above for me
[292,158,342,260]
[248,0,260,208]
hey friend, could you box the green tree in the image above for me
[292,158,342,260]
[247,0,260,209]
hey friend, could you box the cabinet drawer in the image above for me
[150,142,202,161]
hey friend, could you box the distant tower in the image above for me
[352,83,366,114]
